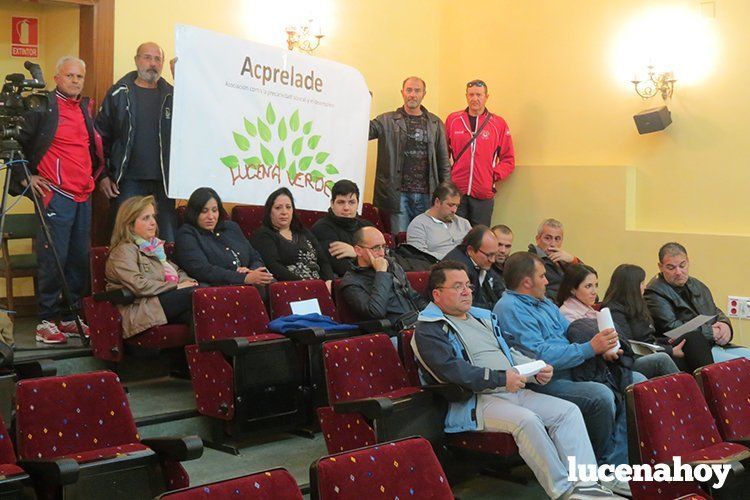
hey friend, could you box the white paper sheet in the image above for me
[597,307,620,354]
[662,314,716,340]
[290,298,321,316]
[514,360,547,378]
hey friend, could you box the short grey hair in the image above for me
[56,56,86,74]
[536,218,563,236]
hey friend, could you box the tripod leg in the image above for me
[16,155,88,344]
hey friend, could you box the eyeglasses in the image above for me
[466,80,487,88]
[438,283,475,293]
[478,249,498,260]
[359,244,387,252]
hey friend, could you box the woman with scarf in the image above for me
[105,195,197,339]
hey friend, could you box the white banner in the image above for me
[170,25,370,210]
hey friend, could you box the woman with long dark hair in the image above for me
[250,187,334,287]
[602,264,714,372]
[174,187,273,286]
[557,264,598,321]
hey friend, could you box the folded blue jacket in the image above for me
[267,314,358,333]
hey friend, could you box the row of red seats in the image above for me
[225,201,390,238]
[0,371,452,499]
[0,370,201,499]
[157,437,453,499]
[627,358,750,499]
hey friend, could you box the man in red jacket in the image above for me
[19,56,100,344]
[445,80,515,227]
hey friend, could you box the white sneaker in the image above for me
[600,478,632,498]
[561,483,626,499]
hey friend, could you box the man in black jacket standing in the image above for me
[95,42,176,241]
[645,242,750,362]
[369,77,451,233]
[340,227,426,324]
[442,225,505,310]
[311,180,372,277]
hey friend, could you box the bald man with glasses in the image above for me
[340,227,427,324]
[445,79,515,227]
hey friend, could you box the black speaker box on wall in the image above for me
[633,106,672,134]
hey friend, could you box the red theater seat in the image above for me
[157,467,303,499]
[230,204,265,239]
[627,373,750,499]
[186,286,306,452]
[296,208,327,229]
[15,371,201,498]
[317,334,443,454]
[0,416,28,497]
[310,437,453,500]
[695,358,750,444]
[83,246,191,363]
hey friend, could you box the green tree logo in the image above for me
[219,103,339,191]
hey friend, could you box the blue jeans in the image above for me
[532,375,631,466]
[711,345,750,362]
[37,193,91,321]
[113,179,177,242]
[390,192,431,234]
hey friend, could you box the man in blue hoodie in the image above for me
[413,261,621,500]
[494,252,636,497]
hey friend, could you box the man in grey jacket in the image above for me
[413,261,617,499]
[369,76,451,233]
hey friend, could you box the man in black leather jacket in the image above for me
[644,242,750,362]
[369,77,451,233]
[340,227,426,324]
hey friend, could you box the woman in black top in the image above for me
[174,187,275,286]
[601,263,713,372]
[250,187,334,287]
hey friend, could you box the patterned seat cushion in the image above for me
[127,324,192,349]
[160,467,301,499]
[15,371,140,461]
[447,431,519,456]
[631,373,725,465]
[0,463,25,478]
[317,407,376,454]
[193,286,272,342]
[681,441,750,464]
[230,205,264,239]
[62,442,151,464]
[698,358,750,441]
[323,335,412,403]
[269,280,336,319]
[313,437,452,500]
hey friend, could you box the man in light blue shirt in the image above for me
[494,252,636,497]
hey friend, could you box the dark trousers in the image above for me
[157,287,194,324]
[112,179,177,242]
[37,193,91,321]
[456,194,494,227]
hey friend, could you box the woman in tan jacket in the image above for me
[105,195,197,339]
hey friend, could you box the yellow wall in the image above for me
[438,0,750,341]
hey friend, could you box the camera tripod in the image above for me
[0,140,88,345]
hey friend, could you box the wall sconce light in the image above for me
[285,19,324,54]
[631,65,676,100]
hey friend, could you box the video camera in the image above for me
[0,61,47,145]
